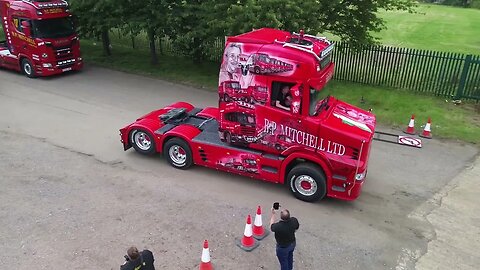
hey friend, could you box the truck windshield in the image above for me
[310,87,330,116]
[31,17,75,39]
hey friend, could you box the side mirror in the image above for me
[21,21,31,37]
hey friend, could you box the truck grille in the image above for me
[240,126,255,136]
[55,46,73,59]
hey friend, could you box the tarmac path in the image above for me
[0,65,478,269]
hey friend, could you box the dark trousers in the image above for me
[276,242,296,270]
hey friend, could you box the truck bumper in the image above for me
[35,61,83,77]
[328,179,365,201]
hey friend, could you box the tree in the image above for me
[205,0,417,46]
[167,0,216,63]
[120,0,173,65]
[70,0,119,56]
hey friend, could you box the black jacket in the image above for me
[271,217,299,247]
[120,250,155,270]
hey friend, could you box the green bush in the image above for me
[471,0,480,8]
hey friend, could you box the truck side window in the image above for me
[12,18,27,33]
[271,81,293,111]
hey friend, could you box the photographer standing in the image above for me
[120,246,155,270]
[270,206,299,270]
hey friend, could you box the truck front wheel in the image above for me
[287,164,326,202]
[163,138,193,170]
[21,58,36,78]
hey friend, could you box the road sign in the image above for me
[398,136,422,148]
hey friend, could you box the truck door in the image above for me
[253,81,303,154]
[284,83,319,146]
[10,16,30,55]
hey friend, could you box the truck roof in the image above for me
[227,28,291,44]
[227,28,333,64]
[1,0,70,19]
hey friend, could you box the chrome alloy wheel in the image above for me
[293,175,318,196]
[168,145,187,166]
[133,131,152,151]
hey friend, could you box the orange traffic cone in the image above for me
[404,114,416,135]
[420,117,432,139]
[252,206,269,240]
[199,240,213,270]
[235,215,259,251]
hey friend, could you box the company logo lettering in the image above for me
[44,8,63,14]
[264,119,345,156]
[11,32,37,47]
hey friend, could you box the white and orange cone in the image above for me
[252,206,269,240]
[420,117,432,139]
[199,240,213,270]
[404,114,416,135]
[235,215,259,251]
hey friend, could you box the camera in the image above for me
[273,202,280,210]
[124,255,130,261]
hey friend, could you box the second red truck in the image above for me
[0,0,82,77]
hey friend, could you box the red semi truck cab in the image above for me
[0,0,82,77]
[120,28,376,202]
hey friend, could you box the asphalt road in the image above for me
[0,66,478,270]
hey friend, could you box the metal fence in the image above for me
[109,31,480,100]
[332,42,480,100]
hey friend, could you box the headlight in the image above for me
[77,57,83,61]
[355,171,366,181]
[42,53,48,58]
[42,63,52,68]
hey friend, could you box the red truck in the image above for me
[247,53,293,75]
[119,28,376,202]
[218,80,250,103]
[249,85,268,105]
[0,0,82,77]
[217,154,259,174]
[219,102,257,145]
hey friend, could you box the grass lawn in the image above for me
[82,42,219,89]
[374,4,480,54]
[81,41,480,144]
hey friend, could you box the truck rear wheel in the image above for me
[163,138,193,170]
[130,129,156,155]
[287,163,326,202]
[21,58,35,78]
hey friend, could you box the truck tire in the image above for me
[287,163,326,202]
[21,58,36,78]
[224,131,232,144]
[254,66,261,74]
[130,129,156,155]
[163,138,193,169]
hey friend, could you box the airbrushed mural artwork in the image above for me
[218,41,302,155]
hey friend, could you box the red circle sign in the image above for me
[398,136,422,148]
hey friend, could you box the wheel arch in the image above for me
[280,152,332,187]
[19,55,33,73]
[127,124,158,149]
[160,125,201,155]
